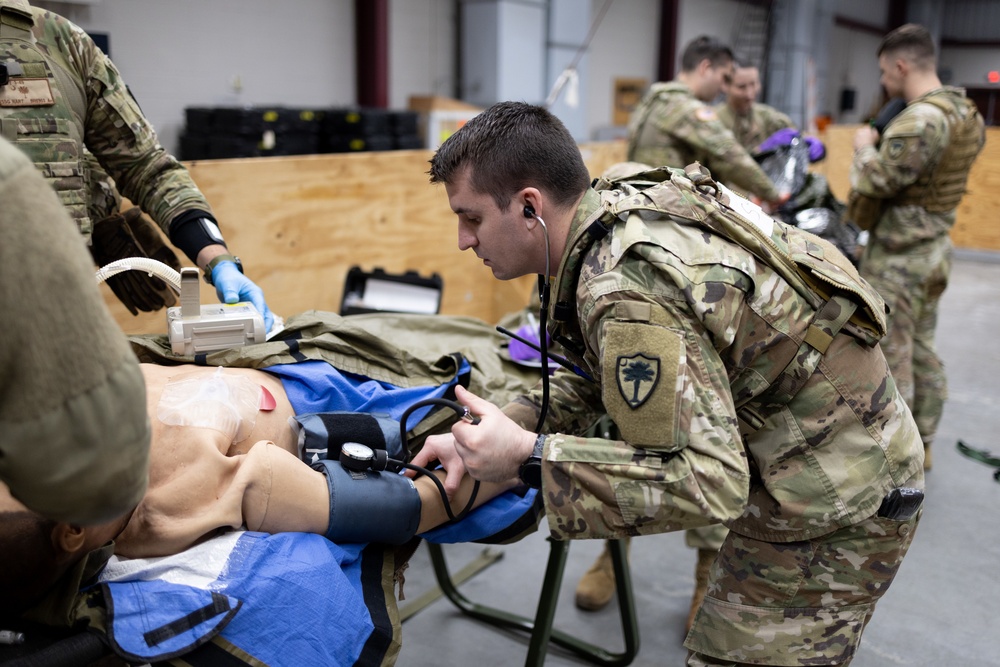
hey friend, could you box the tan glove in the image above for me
[90,207,182,315]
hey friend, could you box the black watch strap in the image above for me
[204,253,242,285]
[518,433,546,489]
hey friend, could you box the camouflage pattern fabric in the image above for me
[851,87,985,447]
[859,234,951,447]
[0,0,212,242]
[685,511,920,666]
[501,166,923,665]
[626,82,780,201]
[714,101,795,153]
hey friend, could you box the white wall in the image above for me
[940,46,1000,88]
[389,0,457,108]
[34,0,1000,156]
[584,0,660,138]
[825,26,885,124]
[43,0,355,155]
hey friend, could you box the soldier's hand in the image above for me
[449,385,536,484]
[211,261,275,332]
[409,433,468,499]
[854,126,878,151]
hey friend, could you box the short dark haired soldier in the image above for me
[418,100,925,666]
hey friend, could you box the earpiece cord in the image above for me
[398,397,481,523]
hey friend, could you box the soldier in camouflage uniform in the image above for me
[715,62,795,153]
[420,101,924,666]
[850,24,985,471]
[0,0,272,329]
[627,36,784,206]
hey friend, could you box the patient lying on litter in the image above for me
[1,362,517,617]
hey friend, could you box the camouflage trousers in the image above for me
[859,235,952,446]
[683,510,920,666]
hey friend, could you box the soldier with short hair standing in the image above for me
[849,23,985,471]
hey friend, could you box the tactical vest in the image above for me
[0,2,92,237]
[551,164,888,429]
[894,93,984,213]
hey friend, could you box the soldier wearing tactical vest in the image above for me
[420,101,925,666]
[627,36,786,208]
[0,0,273,329]
[849,23,985,471]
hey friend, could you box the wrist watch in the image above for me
[204,253,243,286]
[517,433,547,489]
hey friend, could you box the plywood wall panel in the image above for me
[104,142,628,335]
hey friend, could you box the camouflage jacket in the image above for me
[504,167,923,543]
[0,0,212,241]
[626,81,780,201]
[849,86,985,250]
[714,101,795,152]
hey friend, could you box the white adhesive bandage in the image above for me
[157,368,262,443]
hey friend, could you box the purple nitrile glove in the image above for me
[756,127,800,154]
[804,135,826,162]
[509,323,550,363]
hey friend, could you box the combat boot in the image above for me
[575,538,630,611]
[685,548,716,633]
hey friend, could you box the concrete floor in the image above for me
[395,252,1000,667]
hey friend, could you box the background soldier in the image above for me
[0,0,272,329]
[627,35,786,207]
[849,23,985,470]
[715,60,794,152]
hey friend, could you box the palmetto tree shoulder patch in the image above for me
[602,320,683,447]
[616,354,660,408]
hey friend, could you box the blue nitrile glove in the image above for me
[212,261,275,332]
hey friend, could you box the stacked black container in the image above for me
[180,106,322,160]
[180,106,425,160]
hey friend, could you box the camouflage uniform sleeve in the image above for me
[677,107,781,201]
[536,293,750,541]
[0,137,150,524]
[64,22,212,232]
[849,106,948,199]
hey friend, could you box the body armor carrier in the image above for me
[0,2,92,236]
[894,94,984,213]
[549,164,888,431]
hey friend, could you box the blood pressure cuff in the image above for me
[90,207,181,315]
[312,459,421,545]
[293,412,402,464]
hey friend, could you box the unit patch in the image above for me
[695,106,717,122]
[886,138,906,160]
[616,353,660,409]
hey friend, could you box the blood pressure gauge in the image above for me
[340,442,377,472]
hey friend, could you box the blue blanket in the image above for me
[97,356,539,666]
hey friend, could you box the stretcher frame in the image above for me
[426,537,639,666]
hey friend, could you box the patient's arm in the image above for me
[246,443,518,538]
